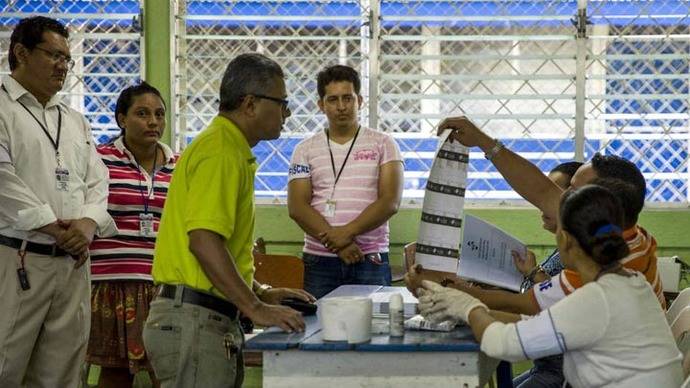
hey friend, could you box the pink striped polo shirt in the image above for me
[289,127,402,257]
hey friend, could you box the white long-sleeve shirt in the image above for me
[482,272,683,388]
[0,75,115,244]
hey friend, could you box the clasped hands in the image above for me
[318,225,363,264]
[42,218,97,268]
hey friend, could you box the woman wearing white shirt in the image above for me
[419,183,682,387]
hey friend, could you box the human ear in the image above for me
[241,95,257,118]
[13,44,30,67]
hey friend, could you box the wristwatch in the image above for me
[484,139,505,161]
[525,265,546,283]
[255,283,272,297]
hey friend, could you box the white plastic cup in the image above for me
[319,296,373,344]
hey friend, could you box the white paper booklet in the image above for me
[457,214,527,291]
[414,129,469,273]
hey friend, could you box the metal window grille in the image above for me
[0,1,143,144]
[173,0,689,206]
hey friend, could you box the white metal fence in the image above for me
[0,0,143,144]
[2,1,687,205]
[173,0,690,206]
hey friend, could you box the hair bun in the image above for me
[591,235,629,266]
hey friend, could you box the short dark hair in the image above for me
[9,16,69,71]
[317,65,361,99]
[114,81,165,131]
[590,153,646,224]
[560,184,630,267]
[218,53,284,112]
[589,177,641,228]
[550,161,583,179]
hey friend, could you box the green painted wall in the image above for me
[143,0,172,146]
[256,206,690,267]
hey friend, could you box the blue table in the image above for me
[246,285,511,388]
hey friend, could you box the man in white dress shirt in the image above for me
[0,16,115,387]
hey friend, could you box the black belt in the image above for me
[158,284,239,319]
[0,235,68,257]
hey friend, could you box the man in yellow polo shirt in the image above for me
[143,53,314,388]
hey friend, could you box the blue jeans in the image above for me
[303,252,392,299]
[512,354,565,388]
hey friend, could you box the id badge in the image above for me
[55,167,70,191]
[139,213,155,237]
[324,200,336,217]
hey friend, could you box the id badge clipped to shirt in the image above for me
[139,213,155,237]
[55,167,70,191]
[324,199,336,218]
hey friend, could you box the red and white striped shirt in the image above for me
[89,137,177,281]
[531,225,665,310]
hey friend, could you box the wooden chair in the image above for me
[253,251,304,289]
[246,240,305,367]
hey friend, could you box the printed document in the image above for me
[457,214,526,291]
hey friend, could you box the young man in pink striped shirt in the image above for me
[288,65,404,298]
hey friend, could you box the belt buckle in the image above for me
[50,244,61,257]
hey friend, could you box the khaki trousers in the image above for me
[143,292,244,388]
[0,244,90,388]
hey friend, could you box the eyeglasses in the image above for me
[33,46,75,70]
[252,94,290,112]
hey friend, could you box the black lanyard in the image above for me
[326,125,360,189]
[2,85,62,161]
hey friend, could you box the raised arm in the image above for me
[438,116,563,221]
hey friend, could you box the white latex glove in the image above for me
[418,280,488,323]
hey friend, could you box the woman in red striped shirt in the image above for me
[87,82,177,387]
